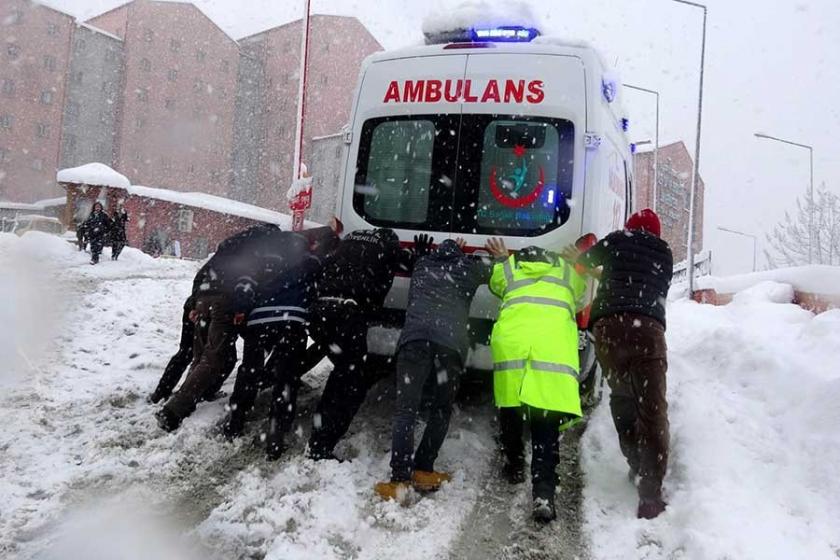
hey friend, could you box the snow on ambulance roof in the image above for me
[127,185,321,229]
[421,1,542,36]
[57,163,131,190]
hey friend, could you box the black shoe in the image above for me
[221,414,244,441]
[148,390,169,405]
[266,439,286,461]
[502,461,526,484]
[533,496,557,523]
[155,408,181,432]
[200,390,226,403]
[308,446,344,463]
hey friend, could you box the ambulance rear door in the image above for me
[451,52,588,252]
[343,54,468,241]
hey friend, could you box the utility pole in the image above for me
[672,0,708,296]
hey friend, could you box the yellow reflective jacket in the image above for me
[489,254,586,417]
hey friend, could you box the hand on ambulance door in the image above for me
[413,234,434,257]
[485,237,510,260]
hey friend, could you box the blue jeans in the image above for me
[390,341,463,482]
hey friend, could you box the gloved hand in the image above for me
[414,234,434,257]
[233,313,246,326]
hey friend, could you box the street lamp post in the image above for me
[718,226,757,272]
[624,84,660,212]
[754,132,815,264]
[672,0,707,297]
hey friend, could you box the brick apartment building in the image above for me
[233,16,382,209]
[1,0,75,202]
[1,0,382,216]
[634,140,705,262]
[86,0,240,196]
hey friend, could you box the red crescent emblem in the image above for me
[489,166,546,208]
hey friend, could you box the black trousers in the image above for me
[307,300,379,457]
[389,341,462,482]
[227,322,308,443]
[152,306,236,402]
[90,238,105,264]
[499,406,567,500]
[111,240,125,260]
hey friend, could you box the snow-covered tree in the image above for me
[765,185,840,267]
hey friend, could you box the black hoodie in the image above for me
[397,240,491,362]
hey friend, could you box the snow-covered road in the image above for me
[2,231,839,560]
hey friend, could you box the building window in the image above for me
[0,148,8,163]
[165,98,175,110]
[170,38,181,52]
[192,79,205,93]
[135,117,145,129]
[187,163,195,174]
[40,90,54,105]
[321,75,328,86]
[221,59,229,72]
[140,57,151,71]
[6,44,20,59]
[36,123,51,138]
[196,49,206,63]
[1,80,14,96]
[43,55,56,71]
[47,23,58,36]
[167,68,178,81]
[177,209,194,233]
[71,71,83,85]
[136,87,149,102]
[74,38,85,51]
[32,158,43,171]
[10,8,23,24]
[143,28,154,42]
[0,114,13,130]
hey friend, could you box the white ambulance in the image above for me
[335,25,634,376]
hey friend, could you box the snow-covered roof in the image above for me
[421,1,541,36]
[697,266,840,296]
[57,163,131,190]
[0,201,43,211]
[127,185,320,229]
[33,197,67,208]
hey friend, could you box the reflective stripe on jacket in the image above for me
[489,254,586,416]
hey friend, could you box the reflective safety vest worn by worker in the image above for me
[489,254,586,417]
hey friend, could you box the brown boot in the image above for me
[637,497,667,519]
[374,481,412,504]
[412,470,452,491]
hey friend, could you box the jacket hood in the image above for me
[433,239,464,260]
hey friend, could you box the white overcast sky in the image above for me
[47,0,840,275]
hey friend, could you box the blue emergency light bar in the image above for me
[470,26,540,43]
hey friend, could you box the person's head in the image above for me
[305,226,339,258]
[92,202,103,214]
[374,228,399,246]
[625,208,661,237]
[518,245,553,264]
[435,238,464,257]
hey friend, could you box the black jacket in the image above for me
[314,229,412,310]
[195,225,327,314]
[398,240,491,362]
[111,211,128,242]
[82,211,112,244]
[246,251,325,328]
[579,229,673,328]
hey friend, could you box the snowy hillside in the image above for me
[1,233,839,559]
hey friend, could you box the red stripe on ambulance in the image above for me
[383,79,544,104]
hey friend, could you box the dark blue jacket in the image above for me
[397,240,491,363]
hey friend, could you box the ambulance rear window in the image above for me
[353,114,574,236]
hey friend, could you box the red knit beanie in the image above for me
[626,208,661,237]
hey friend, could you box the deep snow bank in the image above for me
[582,283,840,559]
[696,265,840,296]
